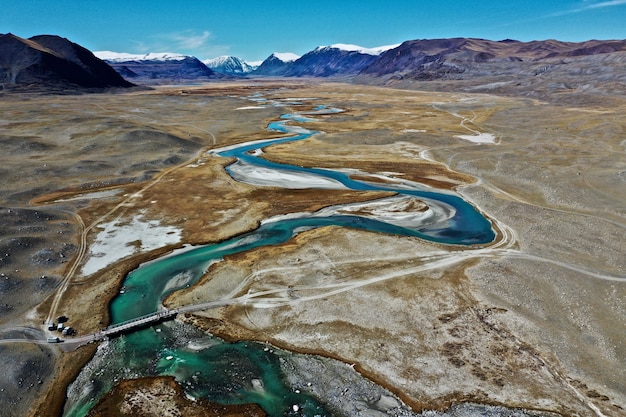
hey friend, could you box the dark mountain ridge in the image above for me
[360,37,626,77]
[103,56,217,82]
[281,46,379,77]
[0,33,133,89]
[354,38,626,100]
[253,53,295,76]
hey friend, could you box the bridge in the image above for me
[96,309,179,338]
[0,296,251,349]
[46,298,241,348]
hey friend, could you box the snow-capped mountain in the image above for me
[94,51,189,62]
[253,44,400,77]
[272,52,300,62]
[253,52,301,76]
[203,56,258,75]
[321,43,400,56]
[95,51,216,83]
[283,44,392,77]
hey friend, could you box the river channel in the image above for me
[64,102,495,416]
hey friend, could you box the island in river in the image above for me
[0,81,623,417]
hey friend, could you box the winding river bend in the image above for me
[64,102,495,416]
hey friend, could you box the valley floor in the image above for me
[0,81,623,417]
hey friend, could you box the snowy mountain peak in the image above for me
[204,55,235,66]
[203,55,257,75]
[272,52,300,62]
[94,51,190,62]
[316,43,401,56]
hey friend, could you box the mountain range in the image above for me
[257,38,626,77]
[94,51,216,81]
[95,38,626,93]
[355,38,626,99]
[357,37,626,79]
[2,33,625,97]
[273,44,398,77]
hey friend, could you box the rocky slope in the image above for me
[359,38,626,77]
[0,33,133,89]
[355,38,626,98]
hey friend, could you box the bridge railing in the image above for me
[101,309,177,333]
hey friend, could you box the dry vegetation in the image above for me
[0,81,624,417]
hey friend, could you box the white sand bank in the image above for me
[227,161,347,190]
[263,195,456,231]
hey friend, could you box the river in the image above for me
[63,101,495,416]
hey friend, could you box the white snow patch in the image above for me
[81,213,181,276]
[455,132,497,144]
[203,55,234,66]
[320,43,400,55]
[54,189,122,202]
[94,51,189,62]
[465,81,513,90]
[272,52,300,62]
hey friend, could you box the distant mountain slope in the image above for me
[283,45,380,77]
[95,51,217,82]
[353,38,626,99]
[358,38,626,79]
[253,52,300,76]
[203,56,257,75]
[0,33,133,88]
[95,51,190,62]
[254,44,397,77]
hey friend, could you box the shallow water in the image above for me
[64,103,495,416]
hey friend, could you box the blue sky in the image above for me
[2,0,625,62]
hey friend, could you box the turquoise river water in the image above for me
[64,104,495,416]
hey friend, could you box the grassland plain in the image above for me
[0,81,624,417]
